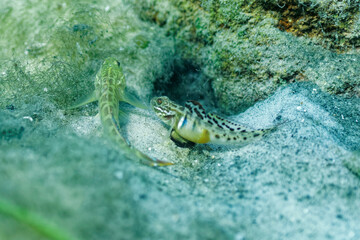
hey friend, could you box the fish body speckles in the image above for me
[151,96,275,145]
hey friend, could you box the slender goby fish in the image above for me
[69,58,172,166]
[151,96,276,146]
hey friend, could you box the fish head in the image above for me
[101,57,123,72]
[151,96,181,126]
[96,57,125,88]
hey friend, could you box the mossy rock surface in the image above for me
[132,0,360,113]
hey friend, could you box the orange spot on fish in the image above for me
[196,129,210,144]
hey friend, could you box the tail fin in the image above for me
[133,148,174,167]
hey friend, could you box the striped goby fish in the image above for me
[151,96,276,145]
[69,58,172,166]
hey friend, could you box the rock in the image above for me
[131,0,360,113]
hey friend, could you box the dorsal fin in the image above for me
[185,100,207,120]
[185,100,205,111]
[207,112,253,132]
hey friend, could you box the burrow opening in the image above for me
[153,59,217,111]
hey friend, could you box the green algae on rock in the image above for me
[257,0,360,51]
[0,198,77,240]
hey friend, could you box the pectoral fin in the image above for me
[121,90,148,109]
[117,109,128,123]
[67,91,97,110]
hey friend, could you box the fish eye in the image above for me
[116,61,120,66]
[157,98,162,105]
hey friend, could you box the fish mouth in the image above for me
[153,106,174,119]
[152,106,162,113]
[164,114,175,120]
